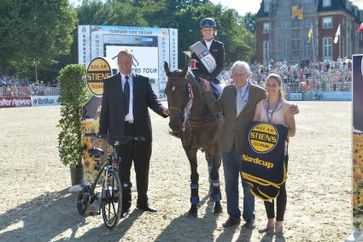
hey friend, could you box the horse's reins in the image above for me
[187,116,219,128]
[168,74,218,131]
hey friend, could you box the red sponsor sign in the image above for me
[0,97,32,108]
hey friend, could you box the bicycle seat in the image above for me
[88,147,104,157]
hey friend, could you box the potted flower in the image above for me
[58,64,89,185]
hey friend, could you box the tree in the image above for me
[0,0,76,81]
[73,0,256,68]
[242,12,256,33]
[77,1,147,26]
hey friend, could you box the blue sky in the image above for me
[210,0,261,15]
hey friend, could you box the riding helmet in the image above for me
[199,17,217,29]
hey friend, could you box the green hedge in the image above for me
[58,64,89,168]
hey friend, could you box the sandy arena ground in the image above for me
[0,102,352,242]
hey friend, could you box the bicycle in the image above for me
[76,133,145,229]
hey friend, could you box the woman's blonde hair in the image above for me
[265,73,284,100]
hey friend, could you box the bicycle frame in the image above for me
[89,153,119,203]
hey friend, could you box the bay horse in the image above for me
[164,62,222,217]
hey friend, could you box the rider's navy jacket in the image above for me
[191,39,225,84]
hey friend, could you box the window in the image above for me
[282,40,288,59]
[281,21,289,29]
[263,22,270,33]
[323,0,331,7]
[323,37,333,59]
[303,39,311,58]
[292,40,300,49]
[322,17,333,29]
[303,19,311,28]
[292,30,300,39]
[264,0,270,12]
[292,20,300,28]
[263,41,270,64]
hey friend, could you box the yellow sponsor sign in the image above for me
[86,57,112,97]
[249,123,279,153]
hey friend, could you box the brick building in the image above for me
[255,0,363,64]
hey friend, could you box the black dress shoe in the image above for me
[137,204,157,212]
[242,219,256,229]
[121,207,130,218]
[222,217,241,228]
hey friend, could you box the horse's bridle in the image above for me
[168,106,183,117]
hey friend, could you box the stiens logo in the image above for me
[86,57,112,97]
[249,123,279,153]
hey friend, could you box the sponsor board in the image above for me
[288,92,303,101]
[0,97,32,108]
[31,96,60,106]
[86,57,112,97]
[78,25,178,99]
[321,91,351,101]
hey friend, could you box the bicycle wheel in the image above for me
[101,169,122,229]
[77,190,90,215]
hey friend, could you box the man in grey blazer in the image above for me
[203,61,298,229]
[203,61,266,229]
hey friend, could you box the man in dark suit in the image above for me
[190,17,225,95]
[99,49,168,215]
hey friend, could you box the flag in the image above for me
[291,5,304,20]
[358,23,363,32]
[308,27,313,43]
[334,24,341,44]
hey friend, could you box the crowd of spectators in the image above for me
[250,58,352,94]
[0,76,60,97]
[1,58,353,98]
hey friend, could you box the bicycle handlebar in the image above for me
[84,132,146,144]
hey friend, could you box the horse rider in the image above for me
[189,17,225,97]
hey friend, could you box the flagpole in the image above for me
[312,27,315,62]
[313,22,315,62]
[339,34,341,59]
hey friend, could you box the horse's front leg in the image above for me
[184,146,199,217]
[205,143,222,214]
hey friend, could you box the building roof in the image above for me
[255,0,363,22]
[317,0,346,12]
[255,1,268,18]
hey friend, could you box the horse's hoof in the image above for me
[188,206,198,217]
[213,203,222,214]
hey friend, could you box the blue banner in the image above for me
[241,121,288,200]
[321,91,351,101]
[288,92,303,101]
